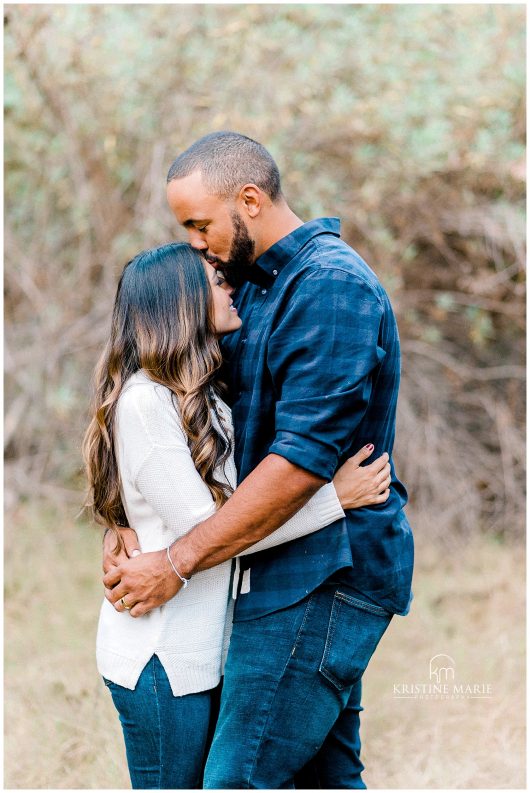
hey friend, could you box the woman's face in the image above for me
[205,263,242,336]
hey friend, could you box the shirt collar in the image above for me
[249,217,341,284]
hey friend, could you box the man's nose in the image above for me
[187,230,207,250]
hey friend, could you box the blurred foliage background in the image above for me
[4,3,525,541]
[4,4,526,788]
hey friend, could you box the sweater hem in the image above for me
[97,646,223,697]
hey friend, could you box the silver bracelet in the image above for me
[166,545,190,588]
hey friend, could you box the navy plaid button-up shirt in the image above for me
[221,218,414,621]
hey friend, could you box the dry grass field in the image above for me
[4,502,525,789]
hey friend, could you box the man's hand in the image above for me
[102,527,141,574]
[103,548,182,618]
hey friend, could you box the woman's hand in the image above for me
[333,445,391,509]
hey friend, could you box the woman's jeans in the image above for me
[103,655,220,789]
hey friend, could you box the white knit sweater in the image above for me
[96,370,345,696]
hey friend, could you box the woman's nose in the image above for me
[220,280,235,295]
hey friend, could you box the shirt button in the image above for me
[272,269,278,276]
[241,338,247,344]
[261,289,267,295]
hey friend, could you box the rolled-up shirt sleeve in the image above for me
[267,268,386,480]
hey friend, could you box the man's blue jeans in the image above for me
[104,655,220,789]
[203,583,392,789]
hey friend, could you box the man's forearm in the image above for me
[170,453,325,577]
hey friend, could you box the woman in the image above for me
[83,242,391,789]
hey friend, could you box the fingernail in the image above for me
[131,549,141,557]
[365,444,374,450]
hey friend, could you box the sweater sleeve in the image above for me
[238,482,345,556]
[117,383,217,543]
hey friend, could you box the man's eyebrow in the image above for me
[183,218,208,228]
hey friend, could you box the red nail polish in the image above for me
[365,444,374,450]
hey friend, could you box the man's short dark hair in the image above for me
[167,131,282,201]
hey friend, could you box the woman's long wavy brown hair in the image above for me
[82,243,233,550]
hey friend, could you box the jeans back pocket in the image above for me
[319,591,392,691]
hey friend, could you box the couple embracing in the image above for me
[83,131,414,789]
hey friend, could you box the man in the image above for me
[103,131,414,788]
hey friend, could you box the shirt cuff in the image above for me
[269,431,338,480]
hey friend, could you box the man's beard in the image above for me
[217,212,256,288]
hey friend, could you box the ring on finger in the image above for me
[120,596,132,610]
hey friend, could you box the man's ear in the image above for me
[238,183,262,219]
